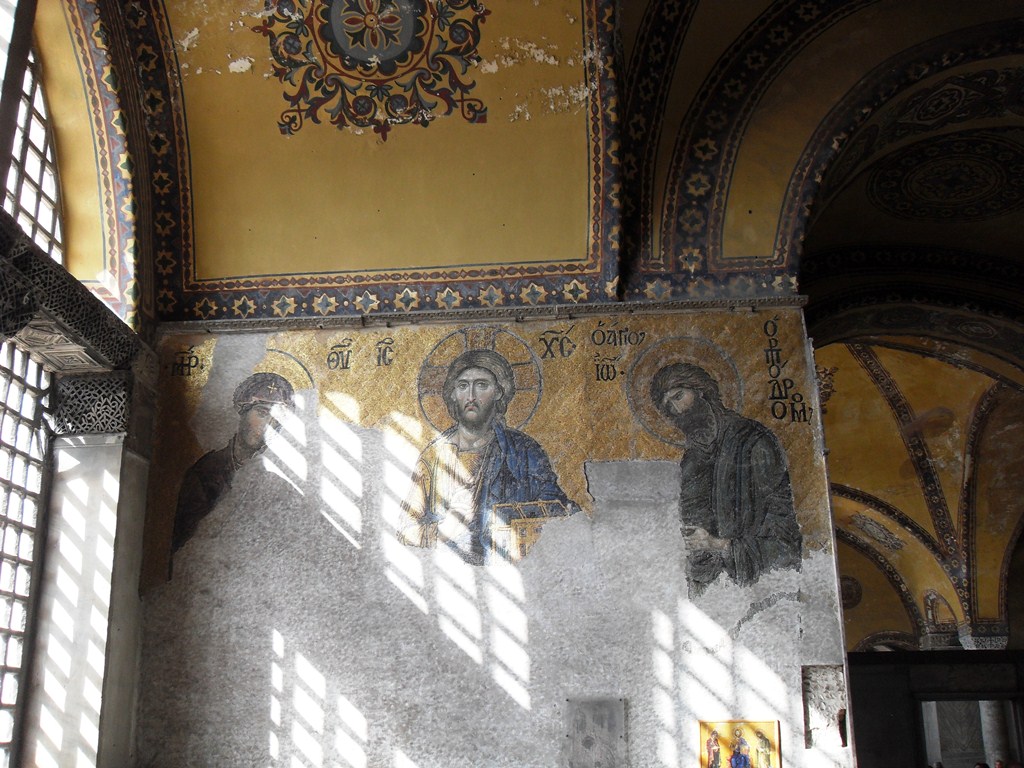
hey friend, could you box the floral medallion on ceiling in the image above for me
[868,131,1024,221]
[254,0,489,140]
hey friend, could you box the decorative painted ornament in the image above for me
[868,131,1024,221]
[255,0,489,139]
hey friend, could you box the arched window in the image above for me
[3,47,62,262]
[0,4,63,763]
[0,342,48,764]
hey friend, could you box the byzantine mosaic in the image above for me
[144,308,831,585]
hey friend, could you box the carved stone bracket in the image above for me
[958,625,1010,651]
[0,209,145,374]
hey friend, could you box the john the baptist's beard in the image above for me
[670,395,721,448]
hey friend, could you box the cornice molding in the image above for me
[0,210,148,375]
[154,295,808,336]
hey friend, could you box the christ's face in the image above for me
[452,366,500,429]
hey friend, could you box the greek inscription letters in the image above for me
[172,346,202,377]
[762,318,811,423]
[590,321,646,348]
[376,338,396,367]
[594,353,621,382]
[539,326,578,360]
[327,339,354,371]
[790,393,809,422]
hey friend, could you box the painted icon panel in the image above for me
[700,721,781,768]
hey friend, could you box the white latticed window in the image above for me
[0,342,48,766]
[3,48,62,262]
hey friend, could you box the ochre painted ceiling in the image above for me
[30,0,1024,650]
[32,0,1024,327]
[818,343,1024,649]
[170,1,592,279]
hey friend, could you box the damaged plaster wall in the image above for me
[137,311,852,767]
[139,459,850,767]
[168,0,595,122]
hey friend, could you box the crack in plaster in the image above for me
[729,591,802,640]
[681,591,803,656]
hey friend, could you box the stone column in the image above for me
[21,370,154,768]
[22,433,127,768]
[920,700,941,767]
[979,699,1009,767]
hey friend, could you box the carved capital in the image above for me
[50,372,133,435]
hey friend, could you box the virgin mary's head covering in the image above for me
[232,372,294,413]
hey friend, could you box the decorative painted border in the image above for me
[817,311,1024,374]
[779,20,1024,270]
[848,345,958,556]
[832,483,943,563]
[630,0,877,298]
[852,339,1024,394]
[153,295,807,335]
[803,237,1024,375]
[64,0,139,323]
[619,0,698,281]
[1001,510,1024,632]
[818,66,1024,209]
[851,630,917,652]
[121,1,195,327]
[960,382,1002,621]
[97,0,621,321]
[836,528,925,635]
[630,11,1024,303]
[843,343,1022,628]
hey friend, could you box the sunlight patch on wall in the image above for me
[29,440,117,768]
[671,598,806,767]
[270,629,371,768]
[263,397,308,491]
[393,748,421,768]
[381,412,428,613]
[486,562,531,710]
[335,694,368,768]
[379,409,536,706]
[434,546,483,665]
[381,535,428,616]
[318,400,364,548]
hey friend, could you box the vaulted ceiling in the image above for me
[32,0,1024,649]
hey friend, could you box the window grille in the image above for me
[3,48,62,262]
[0,341,49,766]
